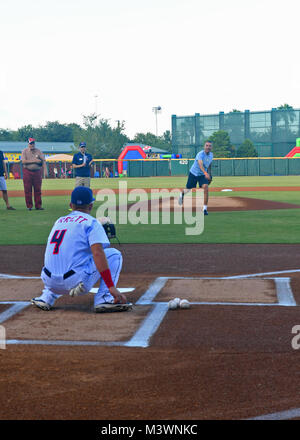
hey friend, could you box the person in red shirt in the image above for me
[21,138,48,210]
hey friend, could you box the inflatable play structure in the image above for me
[285,138,300,157]
[117,144,147,175]
[117,144,183,175]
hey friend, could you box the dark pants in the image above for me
[23,168,43,209]
[186,172,210,189]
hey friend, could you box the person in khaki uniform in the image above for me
[72,142,94,187]
[21,138,48,210]
[0,150,15,210]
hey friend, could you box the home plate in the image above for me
[89,287,135,294]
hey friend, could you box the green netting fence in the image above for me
[128,158,300,177]
[172,108,300,158]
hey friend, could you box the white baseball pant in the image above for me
[37,248,123,307]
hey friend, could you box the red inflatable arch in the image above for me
[118,145,147,174]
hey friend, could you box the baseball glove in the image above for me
[98,217,120,244]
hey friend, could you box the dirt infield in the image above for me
[2,183,300,421]
[7,185,300,199]
[1,243,300,421]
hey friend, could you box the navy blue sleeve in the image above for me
[72,153,79,165]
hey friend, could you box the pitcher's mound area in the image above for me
[158,278,277,303]
[123,195,300,213]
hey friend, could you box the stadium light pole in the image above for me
[152,106,162,136]
[94,95,99,115]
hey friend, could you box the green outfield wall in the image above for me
[128,158,300,177]
[8,157,300,179]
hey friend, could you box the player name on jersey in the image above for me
[57,215,88,224]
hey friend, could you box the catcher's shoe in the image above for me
[178,192,184,206]
[94,302,133,313]
[69,282,86,297]
[31,298,51,311]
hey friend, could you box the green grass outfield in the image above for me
[1,176,300,245]
[4,175,300,190]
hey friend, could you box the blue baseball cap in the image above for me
[71,186,95,205]
[79,142,86,147]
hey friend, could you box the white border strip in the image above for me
[224,269,300,279]
[247,407,300,420]
[0,273,40,279]
[89,287,135,294]
[136,277,169,304]
[0,302,30,323]
[5,339,125,346]
[125,303,169,348]
[274,277,296,306]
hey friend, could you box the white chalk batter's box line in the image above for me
[0,270,298,348]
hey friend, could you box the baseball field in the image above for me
[2,175,300,245]
[1,175,300,425]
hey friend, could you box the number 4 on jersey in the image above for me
[50,229,67,254]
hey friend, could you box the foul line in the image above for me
[0,273,40,279]
[246,407,300,420]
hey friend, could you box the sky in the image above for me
[0,0,299,139]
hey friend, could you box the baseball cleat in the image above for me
[31,298,51,311]
[178,192,184,206]
[69,282,86,297]
[94,302,133,313]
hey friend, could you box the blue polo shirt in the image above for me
[0,151,5,177]
[189,150,213,176]
[72,152,93,177]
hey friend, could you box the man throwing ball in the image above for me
[31,186,132,313]
[178,140,213,215]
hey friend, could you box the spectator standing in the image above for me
[0,150,15,210]
[72,142,94,187]
[21,138,48,211]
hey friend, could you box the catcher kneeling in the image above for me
[31,186,132,313]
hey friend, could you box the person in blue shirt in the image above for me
[0,150,15,210]
[178,141,213,215]
[72,142,94,187]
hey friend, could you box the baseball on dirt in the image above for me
[168,299,178,310]
[179,299,190,309]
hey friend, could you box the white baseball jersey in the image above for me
[44,210,110,275]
